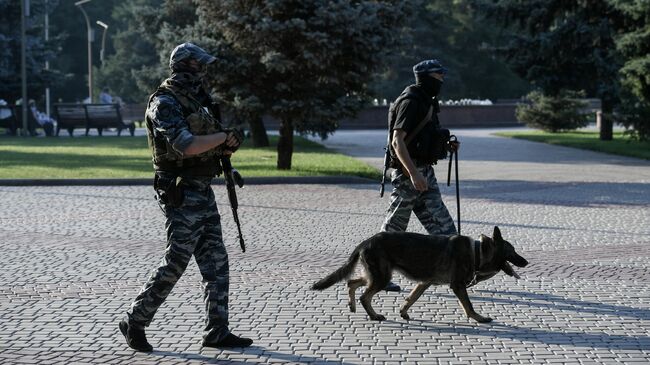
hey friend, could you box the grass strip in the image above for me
[0,135,380,179]
[494,130,650,160]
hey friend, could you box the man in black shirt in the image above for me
[381,59,459,292]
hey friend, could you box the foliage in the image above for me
[615,90,650,141]
[0,0,66,104]
[48,0,118,103]
[0,135,378,179]
[193,0,410,169]
[475,0,621,140]
[516,90,589,132]
[608,0,650,140]
[372,0,531,101]
[496,130,650,160]
[93,0,161,103]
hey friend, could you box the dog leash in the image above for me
[446,135,461,235]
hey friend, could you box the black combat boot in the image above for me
[202,333,253,348]
[119,320,153,352]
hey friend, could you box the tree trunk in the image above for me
[277,119,293,170]
[248,115,269,147]
[599,99,613,141]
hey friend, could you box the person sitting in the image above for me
[99,87,113,104]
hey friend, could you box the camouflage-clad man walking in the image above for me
[119,43,252,351]
[381,59,459,292]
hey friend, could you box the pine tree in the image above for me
[609,0,650,140]
[195,0,409,169]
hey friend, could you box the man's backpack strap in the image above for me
[404,105,433,145]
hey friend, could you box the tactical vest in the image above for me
[145,80,223,175]
[388,85,440,168]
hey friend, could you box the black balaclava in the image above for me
[168,59,207,96]
[415,73,443,98]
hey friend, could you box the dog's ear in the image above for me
[501,262,521,279]
[493,226,503,241]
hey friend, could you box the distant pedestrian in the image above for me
[380,59,460,292]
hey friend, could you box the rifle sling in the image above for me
[404,105,433,145]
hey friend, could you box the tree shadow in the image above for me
[150,346,353,364]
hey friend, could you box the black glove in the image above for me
[221,128,244,153]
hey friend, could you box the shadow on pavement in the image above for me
[441,180,650,208]
[150,347,353,364]
[383,317,650,351]
[474,289,650,321]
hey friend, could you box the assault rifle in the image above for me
[379,139,390,197]
[220,156,246,252]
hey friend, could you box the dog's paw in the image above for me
[400,312,410,320]
[348,302,356,313]
[475,316,493,323]
[370,314,386,321]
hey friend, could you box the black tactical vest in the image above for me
[145,80,223,176]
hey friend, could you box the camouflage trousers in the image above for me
[127,174,229,342]
[381,165,457,235]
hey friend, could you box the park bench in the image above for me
[53,103,135,137]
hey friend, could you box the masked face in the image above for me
[170,59,208,93]
[415,73,444,97]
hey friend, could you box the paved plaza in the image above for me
[1,128,649,364]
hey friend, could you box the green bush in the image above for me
[516,90,590,132]
[615,90,650,141]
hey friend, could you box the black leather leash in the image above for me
[446,135,461,235]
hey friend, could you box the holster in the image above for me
[154,173,185,208]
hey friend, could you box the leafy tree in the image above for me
[194,0,410,169]
[516,90,589,132]
[0,0,66,103]
[475,0,622,140]
[609,0,650,140]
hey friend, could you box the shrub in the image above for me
[516,90,590,132]
[615,90,650,141]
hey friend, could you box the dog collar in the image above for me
[467,240,481,288]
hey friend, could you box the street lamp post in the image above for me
[75,0,93,103]
[96,21,108,66]
[20,0,29,136]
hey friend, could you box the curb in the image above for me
[0,176,376,186]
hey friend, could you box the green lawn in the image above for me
[495,130,650,160]
[0,135,380,179]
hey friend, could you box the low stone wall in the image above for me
[335,104,522,129]
[122,103,524,129]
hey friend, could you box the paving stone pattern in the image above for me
[1,129,650,364]
[0,181,648,364]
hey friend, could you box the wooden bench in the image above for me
[53,103,135,137]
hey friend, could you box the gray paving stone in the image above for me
[2,129,650,364]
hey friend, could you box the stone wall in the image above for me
[122,103,524,129]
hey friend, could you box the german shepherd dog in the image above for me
[311,226,528,323]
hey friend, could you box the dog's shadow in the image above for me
[381,289,650,351]
[473,289,650,321]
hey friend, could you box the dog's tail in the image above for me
[311,244,363,290]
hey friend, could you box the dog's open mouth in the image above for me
[502,262,522,279]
